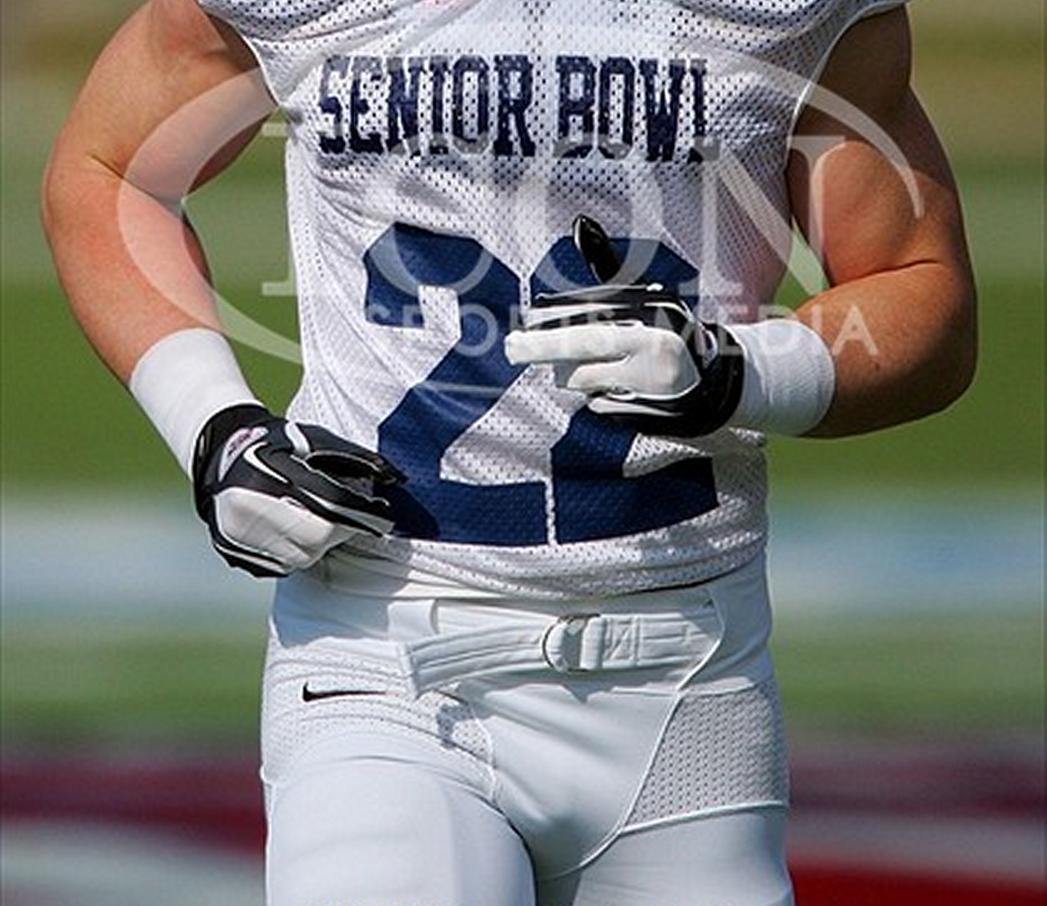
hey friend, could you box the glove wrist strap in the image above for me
[190,403,272,515]
[681,323,747,435]
[129,328,261,476]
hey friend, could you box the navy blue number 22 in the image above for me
[365,223,718,546]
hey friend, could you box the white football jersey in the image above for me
[199,0,906,597]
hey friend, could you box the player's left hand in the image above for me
[504,216,746,437]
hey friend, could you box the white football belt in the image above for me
[396,602,724,698]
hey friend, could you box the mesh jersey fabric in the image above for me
[197,0,909,597]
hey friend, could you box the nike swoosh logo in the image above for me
[301,683,386,703]
[243,443,288,484]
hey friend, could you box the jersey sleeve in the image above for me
[790,0,914,77]
[821,0,914,71]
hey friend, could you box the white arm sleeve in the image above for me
[727,320,836,437]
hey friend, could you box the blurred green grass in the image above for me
[0,622,265,747]
[773,611,1044,737]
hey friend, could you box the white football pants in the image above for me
[262,552,793,905]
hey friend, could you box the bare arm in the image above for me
[788,7,977,437]
[41,0,275,382]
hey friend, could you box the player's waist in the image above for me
[272,549,772,694]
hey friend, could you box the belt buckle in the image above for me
[541,612,601,674]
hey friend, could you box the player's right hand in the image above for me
[192,404,403,578]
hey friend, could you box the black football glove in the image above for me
[504,216,745,437]
[192,404,403,578]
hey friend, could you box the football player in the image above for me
[43,0,975,903]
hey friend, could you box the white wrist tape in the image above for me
[727,319,836,436]
[129,328,260,475]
